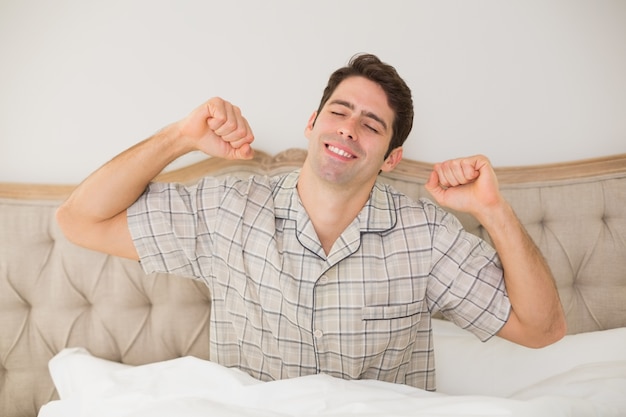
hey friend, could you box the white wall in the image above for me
[1,0,625,184]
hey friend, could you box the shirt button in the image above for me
[319,276,329,284]
[313,329,323,338]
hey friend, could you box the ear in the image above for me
[304,111,317,139]
[380,147,403,173]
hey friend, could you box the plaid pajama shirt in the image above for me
[128,170,510,391]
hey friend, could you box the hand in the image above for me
[424,155,503,218]
[178,97,255,160]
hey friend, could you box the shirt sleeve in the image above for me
[422,199,511,341]
[127,179,219,279]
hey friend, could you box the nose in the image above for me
[338,118,357,141]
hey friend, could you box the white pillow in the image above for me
[432,319,626,397]
[41,346,626,417]
[48,347,131,399]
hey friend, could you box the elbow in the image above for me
[56,202,137,260]
[539,303,568,347]
[543,315,568,346]
[526,316,568,349]
[55,203,74,242]
[499,309,567,349]
[55,202,85,247]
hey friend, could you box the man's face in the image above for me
[304,76,402,189]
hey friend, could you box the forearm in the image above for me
[68,125,187,219]
[56,97,254,258]
[56,124,191,256]
[478,201,567,347]
[425,155,566,346]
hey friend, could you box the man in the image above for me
[57,53,566,391]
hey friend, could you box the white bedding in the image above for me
[39,320,626,417]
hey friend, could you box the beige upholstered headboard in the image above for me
[1,149,625,417]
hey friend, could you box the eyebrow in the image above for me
[329,99,389,132]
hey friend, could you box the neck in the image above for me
[297,162,374,255]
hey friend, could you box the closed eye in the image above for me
[364,123,379,134]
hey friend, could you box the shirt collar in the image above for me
[273,170,397,233]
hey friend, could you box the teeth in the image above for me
[328,145,353,158]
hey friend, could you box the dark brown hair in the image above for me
[315,53,414,158]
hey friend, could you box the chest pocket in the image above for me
[362,301,423,321]
[361,301,424,361]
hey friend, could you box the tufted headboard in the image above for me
[1,149,625,417]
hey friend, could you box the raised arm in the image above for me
[425,155,566,348]
[56,98,254,260]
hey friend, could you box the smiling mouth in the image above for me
[327,144,355,159]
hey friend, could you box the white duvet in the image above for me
[39,320,626,417]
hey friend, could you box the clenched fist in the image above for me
[178,97,255,160]
[425,155,504,219]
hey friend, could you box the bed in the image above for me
[1,149,625,417]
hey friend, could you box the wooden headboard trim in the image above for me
[1,150,624,200]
